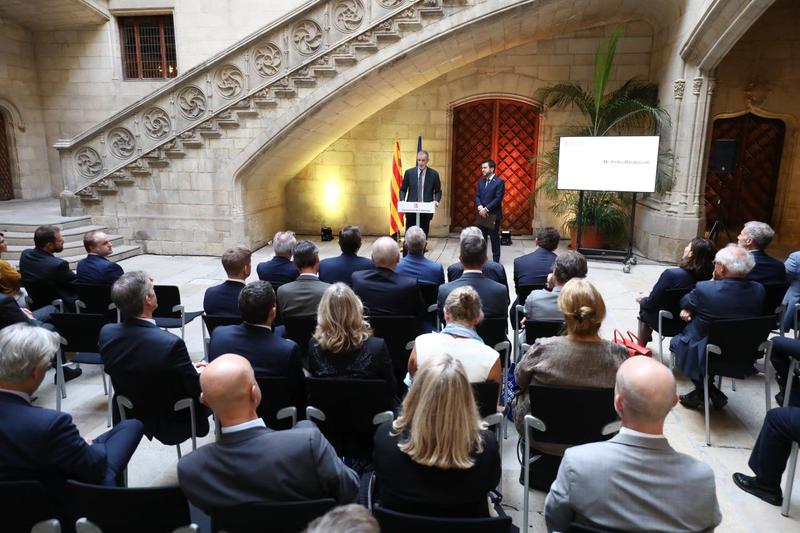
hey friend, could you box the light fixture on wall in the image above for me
[321,226,333,241]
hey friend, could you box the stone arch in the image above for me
[0,98,24,200]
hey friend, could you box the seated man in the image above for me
[319,225,374,285]
[204,246,252,317]
[396,226,445,286]
[514,226,559,292]
[738,221,786,283]
[670,244,765,410]
[352,237,424,317]
[277,240,330,319]
[256,231,299,290]
[524,250,587,322]
[438,234,509,319]
[768,335,800,407]
[0,323,144,487]
[76,230,124,285]
[177,353,359,511]
[446,227,508,287]
[100,271,210,444]
[545,356,721,532]
[19,225,77,310]
[733,406,800,506]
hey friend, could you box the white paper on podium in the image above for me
[398,201,436,214]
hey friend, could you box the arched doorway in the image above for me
[449,98,539,234]
[0,112,14,200]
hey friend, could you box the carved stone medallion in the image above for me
[216,65,245,98]
[107,127,136,159]
[378,0,404,7]
[292,20,323,55]
[253,42,282,77]
[177,86,207,119]
[142,107,171,139]
[75,147,102,178]
[333,0,364,33]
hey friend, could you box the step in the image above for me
[0,215,93,233]
[2,224,108,246]
[3,234,125,260]
[6,244,142,270]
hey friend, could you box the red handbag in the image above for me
[613,329,653,357]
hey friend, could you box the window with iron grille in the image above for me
[119,15,177,80]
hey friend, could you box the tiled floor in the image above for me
[29,234,800,532]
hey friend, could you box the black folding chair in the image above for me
[762,281,790,334]
[373,505,512,533]
[67,480,191,533]
[655,287,692,367]
[75,283,119,323]
[0,480,57,533]
[521,385,619,532]
[511,283,546,329]
[211,498,336,533]
[368,315,421,391]
[152,285,203,339]
[305,376,394,459]
[418,283,440,328]
[201,314,242,360]
[475,317,511,436]
[472,381,501,419]
[702,315,776,445]
[255,375,302,430]
[524,320,565,349]
[283,315,317,362]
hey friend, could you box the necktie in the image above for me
[418,170,424,202]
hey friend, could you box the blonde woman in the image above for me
[372,353,501,517]
[309,283,396,397]
[407,286,500,383]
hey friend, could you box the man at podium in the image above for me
[399,150,442,237]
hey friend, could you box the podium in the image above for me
[398,201,436,231]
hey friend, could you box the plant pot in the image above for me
[570,226,604,249]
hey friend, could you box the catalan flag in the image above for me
[390,140,404,234]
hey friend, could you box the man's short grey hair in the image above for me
[553,251,588,284]
[371,236,400,268]
[417,150,429,160]
[742,221,775,250]
[405,226,427,255]
[460,234,488,268]
[111,271,152,319]
[304,504,379,533]
[273,231,297,257]
[0,324,59,383]
[716,243,755,276]
[460,226,483,242]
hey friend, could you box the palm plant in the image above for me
[534,28,673,244]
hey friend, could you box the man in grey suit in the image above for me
[177,353,358,512]
[524,251,587,322]
[545,356,722,532]
[277,240,329,318]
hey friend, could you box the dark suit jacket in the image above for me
[0,391,106,485]
[352,268,423,317]
[638,267,699,330]
[396,253,445,286]
[447,261,508,287]
[19,248,77,310]
[514,248,556,290]
[208,323,304,382]
[399,166,442,203]
[437,272,509,319]
[76,254,124,286]
[475,176,505,221]
[177,422,359,512]
[277,274,330,318]
[256,256,299,288]
[319,253,374,285]
[99,319,209,441]
[203,280,245,317]
[669,278,765,380]
[747,250,787,283]
[0,294,35,330]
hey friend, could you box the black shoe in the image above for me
[732,473,783,506]
[709,386,728,410]
[775,392,785,407]
[679,388,703,409]
[55,366,83,384]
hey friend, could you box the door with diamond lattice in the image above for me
[450,99,538,234]
[0,113,14,201]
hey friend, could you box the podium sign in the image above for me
[398,201,436,214]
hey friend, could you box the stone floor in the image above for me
[31,234,800,532]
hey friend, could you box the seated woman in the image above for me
[372,353,501,517]
[308,283,396,399]
[407,286,500,384]
[635,237,715,345]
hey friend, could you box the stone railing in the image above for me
[55,0,446,198]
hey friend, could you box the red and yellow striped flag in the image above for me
[389,140,405,234]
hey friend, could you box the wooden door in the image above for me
[450,99,539,234]
[704,113,784,241]
[0,113,13,201]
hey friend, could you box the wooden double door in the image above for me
[449,99,539,234]
[0,113,13,201]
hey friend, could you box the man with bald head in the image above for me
[177,354,358,512]
[545,357,721,532]
[351,236,424,317]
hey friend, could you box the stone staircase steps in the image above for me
[5,244,141,270]
[3,234,126,260]
[0,215,93,233]
[2,224,108,246]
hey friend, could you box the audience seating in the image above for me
[515,284,546,307]
[201,314,242,360]
[153,285,203,339]
[305,376,394,459]
[255,375,301,430]
[417,283,440,326]
[655,287,692,367]
[282,315,317,362]
[781,350,799,517]
[210,498,336,533]
[475,317,511,436]
[511,283,545,329]
[75,283,120,323]
[521,385,619,533]
[0,480,57,533]
[367,315,421,391]
[762,281,790,336]
[373,504,512,533]
[520,317,564,353]
[472,381,501,419]
[702,316,776,445]
[76,518,198,533]
[66,480,191,533]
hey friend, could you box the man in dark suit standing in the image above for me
[399,150,442,237]
[177,353,358,512]
[0,323,143,487]
[738,221,786,283]
[277,241,330,318]
[438,234,509,318]
[76,230,124,285]
[352,237,423,317]
[204,246,251,317]
[100,271,210,444]
[19,225,77,310]
[319,225,374,285]
[396,226,445,286]
[670,244,765,409]
[256,231,299,291]
[476,159,505,262]
[446,227,508,287]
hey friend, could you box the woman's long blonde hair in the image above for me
[392,353,485,469]
[558,278,606,337]
[314,283,372,353]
